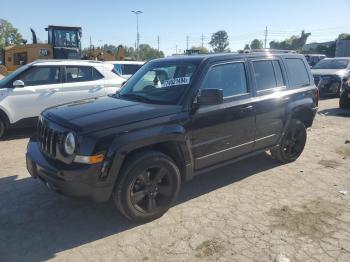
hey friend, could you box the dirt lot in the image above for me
[0,98,349,262]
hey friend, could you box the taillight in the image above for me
[315,88,319,107]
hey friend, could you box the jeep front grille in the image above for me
[37,119,58,157]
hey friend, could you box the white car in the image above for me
[105,61,145,79]
[0,60,125,138]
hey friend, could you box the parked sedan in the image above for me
[311,57,350,97]
[0,60,125,138]
[105,61,145,79]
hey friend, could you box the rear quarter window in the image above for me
[285,58,310,88]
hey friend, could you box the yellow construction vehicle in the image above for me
[84,45,126,61]
[1,25,82,76]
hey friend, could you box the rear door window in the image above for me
[65,66,92,83]
[285,58,310,88]
[252,60,285,91]
[92,68,104,80]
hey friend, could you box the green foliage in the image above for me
[138,44,164,60]
[304,42,336,57]
[243,44,250,50]
[82,44,164,61]
[0,18,22,61]
[269,30,311,51]
[190,46,209,53]
[338,33,350,40]
[209,30,230,53]
[250,39,263,49]
[0,19,22,47]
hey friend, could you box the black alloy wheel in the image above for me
[270,119,307,163]
[113,151,181,222]
[130,166,174,214]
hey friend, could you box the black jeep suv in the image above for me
[26,52,318,221]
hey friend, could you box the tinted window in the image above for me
[272,60,285,87]
[285,58,310,87]
[122,64,143,75]
[66,66,92,82]
[313,59,349,69]
[17,66,60,86]
[201,62,248,97]
[253,60,277,91]
[92,68,104,80]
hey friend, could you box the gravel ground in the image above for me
[0,98,349,262]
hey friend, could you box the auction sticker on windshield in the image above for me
[162,77,190,87]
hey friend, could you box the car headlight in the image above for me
[64,132,76,155]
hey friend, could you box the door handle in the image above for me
[240,105,254,112]
[49,88,60,93]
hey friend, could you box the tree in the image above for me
[190,46,209,53]
[209,30,230,53]
[0,19,22,46]
[269,30,311,51]
[138,44,164,60]
[243,44,250,50]
[338,33,350,40]
[250,39,263,49]
[0,18,22,61]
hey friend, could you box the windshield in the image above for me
[53,29,79,48]
[313,59,349,69]
[117,61,198,105]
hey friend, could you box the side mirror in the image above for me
[13,80,25,88]
[197,89,224,105]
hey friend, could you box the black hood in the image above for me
[43,96,182,133]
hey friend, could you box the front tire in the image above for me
[270,119,307,163]
[113,150,181,222]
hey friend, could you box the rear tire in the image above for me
[339,96,350,109]
[0,118,7,139]
[113,150,181,222]
[270,119,307,163]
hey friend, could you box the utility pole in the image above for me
[264,26,268,49]
[176,45,178,55]
[132,10,143,59]
[186,35,189,50]
[157,35,160,52]
[201,34,204,49]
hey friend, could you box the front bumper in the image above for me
[26,139,113,202]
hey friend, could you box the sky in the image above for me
[1,0,350,56]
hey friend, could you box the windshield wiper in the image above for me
[117,93,169,105]
[118,93,153,103]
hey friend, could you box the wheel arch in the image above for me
[290,106,314,128]
[0,107,10,127]
[101,125,194,199]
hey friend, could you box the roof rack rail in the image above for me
[240,49,297,54]
[33,59,103,63]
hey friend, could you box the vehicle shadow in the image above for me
[0,127,36,141]
[318,107,350,117]
[0,152,279,261]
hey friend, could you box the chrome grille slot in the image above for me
[37,119,59,158]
